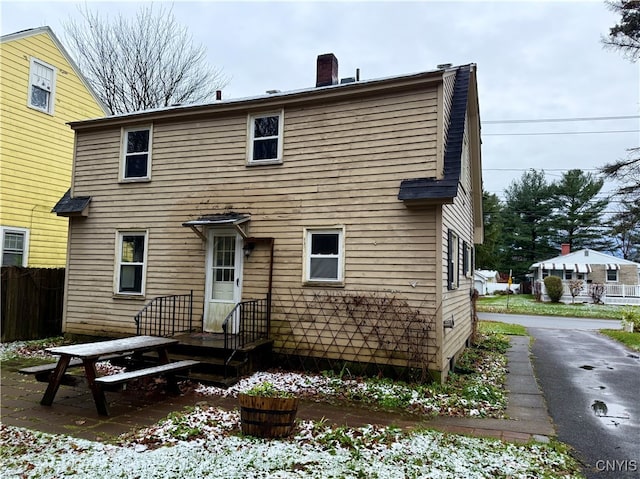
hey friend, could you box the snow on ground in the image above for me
[0,336,582,478]
[1,407,581,479]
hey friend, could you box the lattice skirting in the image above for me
[270,289,439,382]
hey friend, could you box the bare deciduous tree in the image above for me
[64,4,227,114]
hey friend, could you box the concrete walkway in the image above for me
[0,336,555,444]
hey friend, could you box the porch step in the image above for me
[185,371,239,388]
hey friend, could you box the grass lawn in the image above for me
[599,330,640,352]
[478,320,527,336]
[477,294,638,320]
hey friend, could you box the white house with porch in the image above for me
[530,245,640,305]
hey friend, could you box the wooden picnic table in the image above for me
[39,335,186,416]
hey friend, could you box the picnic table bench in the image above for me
[21,336,199,416]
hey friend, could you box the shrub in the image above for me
[589,283,605,304]
[533,281,543,302]
[544,276,564,303]
[568,279,584,303]
[621,307,640,332]
[243,381,295,398]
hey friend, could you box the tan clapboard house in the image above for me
[56,54,483,381]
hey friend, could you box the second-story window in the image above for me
[28,58,56,114]
[248,111,283,164]
[121,126,152,181]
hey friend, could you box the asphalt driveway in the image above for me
[484,312,638,478]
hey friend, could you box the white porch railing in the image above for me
[540,281,640,306]
[603,284,640,298]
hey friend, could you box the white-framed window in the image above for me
[462,241,472,277]
[121,126,152,181]
[247,111,283,165]
[606,268,618,282]
[115,231,148,295]
[28,58,56,114]
[1,227,29,266]
[447,229,459,290]
[563,270,573,281]
[304,227,345,283]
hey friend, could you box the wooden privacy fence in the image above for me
[1,266,65,342]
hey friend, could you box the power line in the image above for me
[483,115,640,124]
[483,129,639,136]
[484,168,602,171]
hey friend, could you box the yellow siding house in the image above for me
[0,26,106,267]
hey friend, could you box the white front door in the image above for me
[204,229,243,333]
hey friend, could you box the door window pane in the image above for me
[212,236,236,301]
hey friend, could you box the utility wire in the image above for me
[483,115,640,124]
[483,129,639,136]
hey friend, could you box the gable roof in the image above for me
[475,269,500,281]
[531,249,640,270]
[1,26,107,114]
[398,65,471,203]
[66,64,456,131]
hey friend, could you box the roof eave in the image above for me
[67,69,448,131]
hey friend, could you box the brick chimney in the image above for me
[561,243,570,255]
[316,53,339,87]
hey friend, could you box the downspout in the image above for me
[267,238,274,336]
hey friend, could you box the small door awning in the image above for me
[182,213,250,241]
[52,189,91,217]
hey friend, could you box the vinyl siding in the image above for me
[65,86,443,369]
[0,30,104,266]
[440,115,475,374]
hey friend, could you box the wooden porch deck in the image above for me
[172,332,226,349]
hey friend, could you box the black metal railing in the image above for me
[222,297,270,353]
[135,291,194,337]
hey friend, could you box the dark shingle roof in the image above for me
[52,189,91,215]
[398,65,471,203]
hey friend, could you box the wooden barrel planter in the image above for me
[238,393,299,438]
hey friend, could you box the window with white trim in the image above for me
[1,227,29,266]
[462,241,472,277]
[28,58,56,114]
[248,112,283,164]
[447,229,459,290]
[121,126,152,180]
[606,268,618,282]
[304,228,344,283]
[115,231,148,295]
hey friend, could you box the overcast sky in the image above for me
[2,0,638,203]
